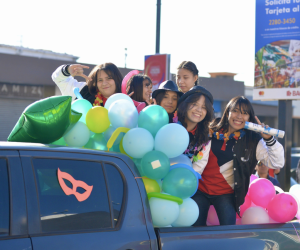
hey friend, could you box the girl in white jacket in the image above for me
[52,63,123,106]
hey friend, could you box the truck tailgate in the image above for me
[155,222,300,250]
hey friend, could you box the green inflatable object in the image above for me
[7,96,82,144]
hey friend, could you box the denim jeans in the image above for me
[191,190,236,226]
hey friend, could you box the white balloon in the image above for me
[171,198,199,227]
[108,99,138,129]
[242,207,269,225]
[104,93,134,110]
[155,123,189,158]
[122,128,154,159]
[149,197,179,227]
[63,122,90,147]
[289,185,300,215]
[169,154,193,168]
[289,184,300,199]
[274,186,284,194]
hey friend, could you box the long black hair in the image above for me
[178,93,214,146]
[210,96,258,160]
[126,74,152,103]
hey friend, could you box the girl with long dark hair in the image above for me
[192,96,284,226]
[177,86,214,168]
[52,63,123,106]
[126,74,153,105]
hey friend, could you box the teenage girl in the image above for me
[152,80,183,123]
[176,61,199,93]
[52,63,123,106]
[126,74,153,106]
[192,96,284,226]
[177,86,214,171]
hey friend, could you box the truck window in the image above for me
[32,158,112,233]
[104,163,124,226]
[0,158,9,236]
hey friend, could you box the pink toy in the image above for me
[240,195,252,217]
[248,178,276,208]
[121,70,146,113]
[121,70,139,94]
[250,174,258,184]
[132,99,146,113]
[207,205,220,226]
[267,193,298,223]
[236,218,242,225]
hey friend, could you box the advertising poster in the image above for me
[254,0,300,100]
[144,54,170,91]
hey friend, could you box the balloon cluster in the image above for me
[207,175,300,226]
[51,91,202,227]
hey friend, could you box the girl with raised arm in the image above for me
[52,63,123,106]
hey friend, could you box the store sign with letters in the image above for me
[0,83,44,99]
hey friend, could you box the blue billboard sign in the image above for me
[254,0,300,100]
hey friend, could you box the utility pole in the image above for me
[125,48,127,68]
[277,100,292,191]
[156,0,161,54]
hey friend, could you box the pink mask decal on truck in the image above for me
[57,168,93,202]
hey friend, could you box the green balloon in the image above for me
[110,144,121,153]
[138,105,169,137]
[71,99,92,124]
[84,133,107,151]
[7,96,81,144]
[50,137,67,146]
[162,168,198,199]
[141,150,170,180]
[133,158,144,176]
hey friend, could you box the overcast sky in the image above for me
[1,0,255,86]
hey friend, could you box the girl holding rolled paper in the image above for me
[191,96,284,226]
[52,63,123,106]
[176,85,214,172]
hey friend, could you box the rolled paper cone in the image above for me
[244,122,285,138]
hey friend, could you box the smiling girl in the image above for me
[177,86,214,170]
[152,80,183,122]
[192,96,284,226]
[126,74,153,105]
[52,64,123,106]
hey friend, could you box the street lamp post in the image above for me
[156,0,161,54]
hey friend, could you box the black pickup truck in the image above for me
[1,141,299,250]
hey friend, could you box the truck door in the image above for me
[0,151,32,250]
[20,150,151,250]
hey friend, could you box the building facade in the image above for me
[0,44,299,146]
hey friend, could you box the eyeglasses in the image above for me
[257,161,264,167]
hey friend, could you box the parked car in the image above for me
[1,141,299,250]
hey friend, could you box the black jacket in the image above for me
[233,132,262,215]
[77,85,99,106]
